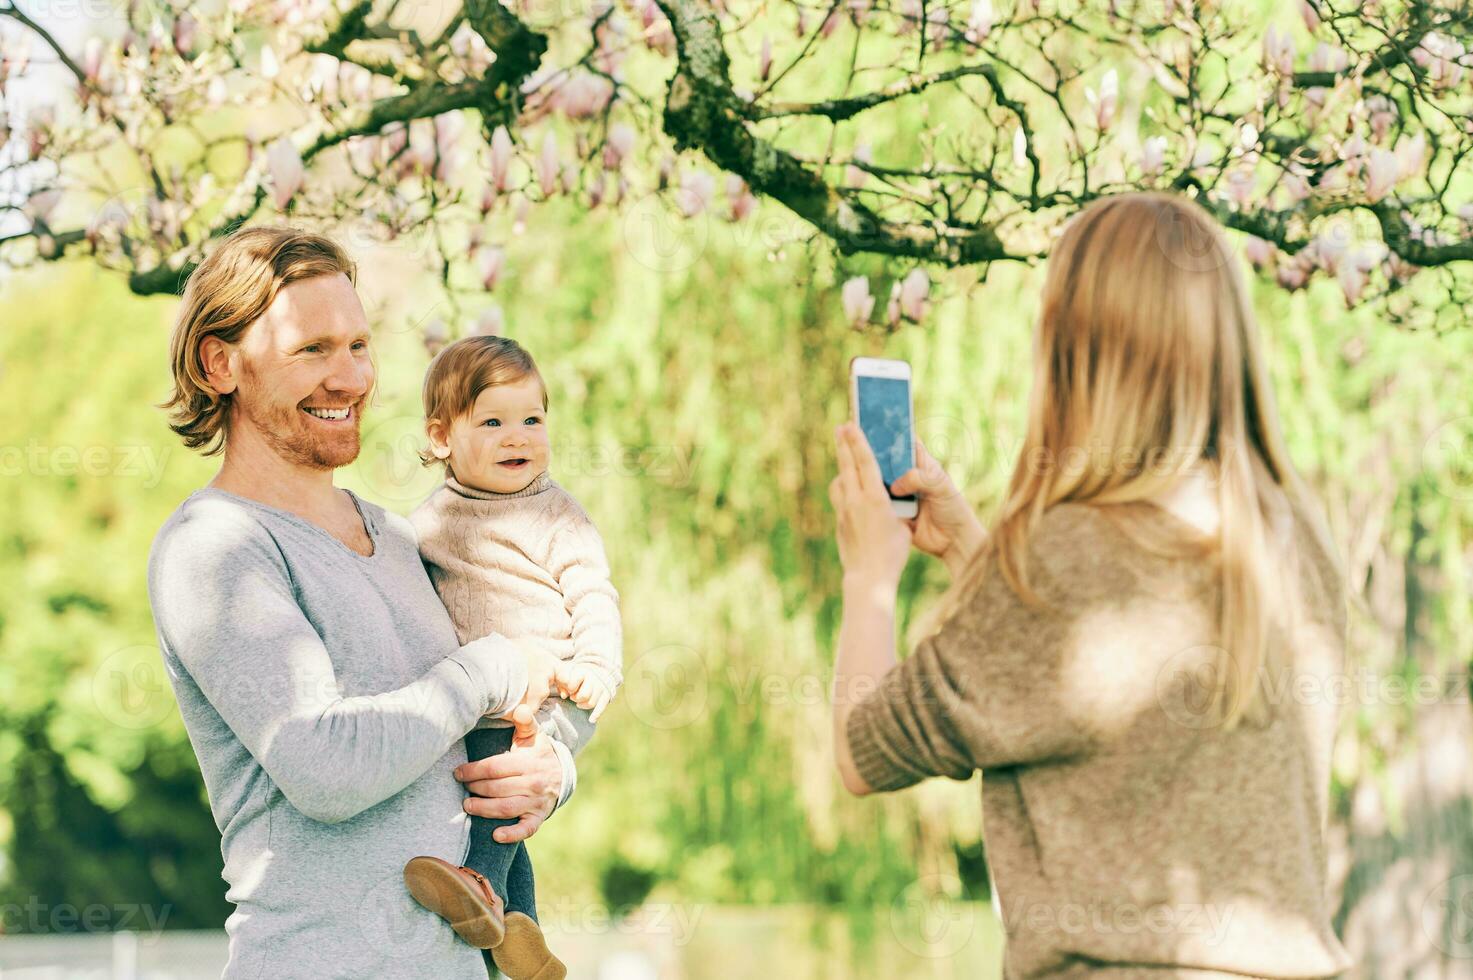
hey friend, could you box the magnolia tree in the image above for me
[1,0,1471,334]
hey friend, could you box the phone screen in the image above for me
[855,375,915,502]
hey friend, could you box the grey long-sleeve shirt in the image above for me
[147,487,565,979]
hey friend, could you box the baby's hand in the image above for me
[554,663,615,723]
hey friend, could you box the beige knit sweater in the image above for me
[847,501,1354,980]
[412,471,623,745]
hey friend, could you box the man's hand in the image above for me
[510,648,560,717]
[454,716,562,843]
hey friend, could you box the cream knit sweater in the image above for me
[412,471,623,746]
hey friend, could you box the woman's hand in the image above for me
[829,422,914,591]
[889,436,986,575]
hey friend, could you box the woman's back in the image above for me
[847,500,1353,978]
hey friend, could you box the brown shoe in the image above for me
[403,855,506,949]
[490,912,566,980]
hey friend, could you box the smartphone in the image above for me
[849,356,918,519]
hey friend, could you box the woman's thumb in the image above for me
[891,467,921,496]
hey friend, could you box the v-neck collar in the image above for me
[192,486,380,561]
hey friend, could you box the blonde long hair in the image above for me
[934,192,1326,730]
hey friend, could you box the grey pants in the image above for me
[462,726,537,922]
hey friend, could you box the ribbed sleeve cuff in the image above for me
[548,737,576,808]
[845,702,924,794]
[452,634,529,718]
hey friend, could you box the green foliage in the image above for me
[0,192,1469,940]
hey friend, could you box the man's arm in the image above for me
[149,510,529,825]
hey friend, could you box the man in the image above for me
[147,226,584,978]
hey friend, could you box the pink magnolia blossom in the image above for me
[477,246,505,291]
[1365,95,1396,143]
[1307,42,1347,74]
[897,268,930,321]
[1384,253,1418,285]
[1225,166,1255,207]
[1298,0,1320,34]
[536,133,560,196]
[1140,135,1167,175]
[1087,69,1119,131]
[726,174,756,221]
[266,138,305,209]
[347,135,377,173]
[83,37,105,83]
[678,170,716,217]
[1305,232,1347,274]
[1394,132,1427,181]
[23,105,53,161]
[841,276,874,326]
[845,142,871,188]
[1414,33,1466,89]
[604,123,635,170]
[383,123,408,158]
[1276,263,1308,290]
[24,188,62,226]
[1337,261,1368,306]
[173,13,197,57]
[759,36,773,82]
[557,73,614,119]
[1363,147,1397,202]
[1244,235,1275,270]
[450,23,494,76]
[472,305,504,337]
[1262,25,1293,76]
[490,126,514,190]
[965,0,994,45]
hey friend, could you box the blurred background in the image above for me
[3,0,1473,976]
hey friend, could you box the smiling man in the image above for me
[146,227,581,979]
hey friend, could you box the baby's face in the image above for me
[444,376,551,493]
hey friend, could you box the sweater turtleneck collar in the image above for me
[444,470,553,501]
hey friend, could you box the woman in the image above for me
[828,193,1354,978]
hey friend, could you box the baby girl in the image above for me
[401,335,622,980]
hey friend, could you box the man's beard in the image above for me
[235,365,364,470]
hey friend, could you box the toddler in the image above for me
[402,335,622,980]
